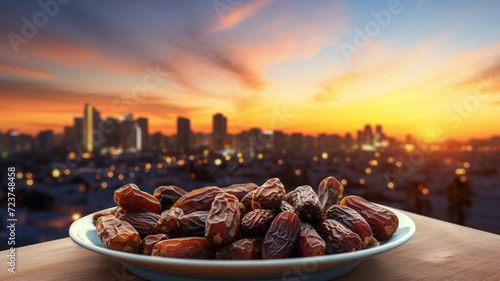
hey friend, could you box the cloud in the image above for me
[0,61,52,78]
[204,0,275,36]
[0,79,203,134]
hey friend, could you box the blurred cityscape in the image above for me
[1,103,500,250]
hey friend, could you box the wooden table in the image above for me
[2,210,500,280]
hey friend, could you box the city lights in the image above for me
[369,160,378,166]
[72,213,81,221]
[16,172,23,179]
[177,160,185,165]
[157,163,163,169]
[101,182,108,188]
[422,188,429,195]
[359,178,365,185]
[365,168,372,174]
[341,179,347,185]
[145,163,152,169]
[64,169,71,176]
[107,171,114,178]
[225,155,231,161]
[455,168,466,175]
[26,179,34,186]
[321,152,328,159]
[463,162,470,168]
[295,169,301,176]
[26,173,33,179]
[118,174,124,180]
[52,169,60,178]
[95,174,101,180]
[388,182,394,189]
[214,159,222,166]
[278,159,283,165]
[257,153,264,159]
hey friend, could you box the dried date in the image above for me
[239,209,275,238]
[222,183,259,200]
[326,205,378,248]
[240,190,255,216]
[153,185,188,211]
[279,200,295,213]
[96,215,140,253]
[292,185,322,226]
[118,212,161,238]
[340,195,398,241]
[261,211,300,259]
[114,183,161,214]
[154,207,184,238]
[295,222,326,257]
[317,218,362,254]
[252,178,285,211]
[92,207,116,226]
[180,211,209,237]
[151,237,215,259]
[318,177,344,214]
[205,193,240,246]
[215,238,262,260]
[141,234,169,255]
[173,186,224,214]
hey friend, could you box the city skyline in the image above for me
[1,1,500,141]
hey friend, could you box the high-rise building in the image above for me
[83,104,101,152]
[291,133,303,152]
[37,130,55,152]
[357,130,363,148]
[328,134,342,151]
[177,117,191,153]
[345,133,353,150]
[317,133,328,151]
[151,132,167,151]
[211,113,227,151]
[304,135,316,151]
[102,117,120,148]
[137,117,149,151]
[249,128,263,154]
[364,124,373,145]
[194,132,210,150]
[74,116,84,151]
[273,130,286,152]
[63,126,76,148]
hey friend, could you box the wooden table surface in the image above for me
[2,210,500,281]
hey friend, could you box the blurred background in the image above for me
[1,0,500,250]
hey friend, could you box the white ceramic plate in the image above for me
[69,206,415,281]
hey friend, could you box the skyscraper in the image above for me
[137,117,149,151]
[83,104,101,152]
[345,133,353,150]
[291,133,303,152]
[37,130,55,152]
[272,130,286,152]
[364,124,373,145]
[74,116,84,151]
[211,113,227,151]
[177,117,191,153]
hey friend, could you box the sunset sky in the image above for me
[1,0,499,141]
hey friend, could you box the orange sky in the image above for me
[1,0,499,141]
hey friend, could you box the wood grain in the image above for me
[2,210,500,281]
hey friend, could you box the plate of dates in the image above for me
[69,178,415,281]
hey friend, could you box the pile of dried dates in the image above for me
[94,176,399,260]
